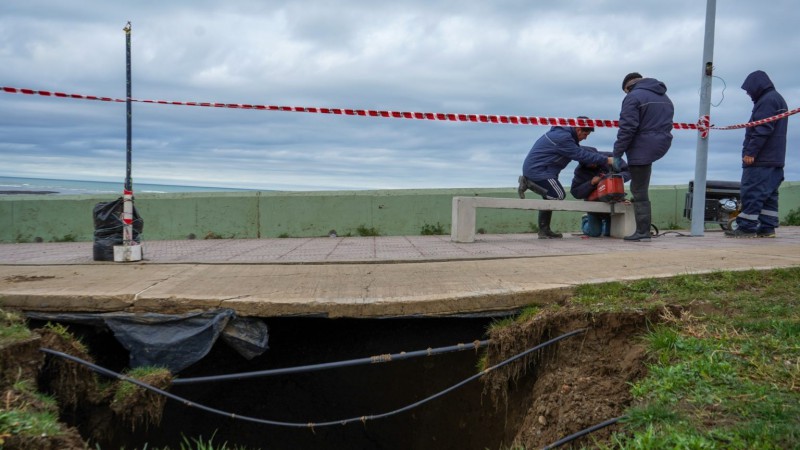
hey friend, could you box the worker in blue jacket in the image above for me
[519,121,614,239]
[727,70,788,238]
[571,147,630,237]
[571,147,631,200]
[612,72,674,242]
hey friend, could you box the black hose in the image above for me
[541,415,625,449]
[40,328,586,429]
[173,339,490,385]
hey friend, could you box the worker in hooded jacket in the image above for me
[612,72,675,242]
[726,70,788,238]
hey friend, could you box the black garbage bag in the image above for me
[92,197,144,261]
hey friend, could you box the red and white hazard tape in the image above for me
[2,86,797,132]
[711,107,800,130]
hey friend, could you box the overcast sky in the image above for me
[1,1,797,191]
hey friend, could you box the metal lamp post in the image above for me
[115,21,142,262]
[690,0,717,236]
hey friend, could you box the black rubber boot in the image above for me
[538,210,563,239]
[624,201,652,242]
[517,176,527,199]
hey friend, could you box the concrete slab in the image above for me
[2,229,800,318]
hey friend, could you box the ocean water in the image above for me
[0,176,256,196]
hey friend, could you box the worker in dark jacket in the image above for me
[571,147,630,236]
[612,72,674,241]
[571,147,631,200]
[519,122,614,239]
[727,70,788,238]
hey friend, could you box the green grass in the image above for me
[781,207,800,226]
[0,409,62,439]
[51,234,77,242]
[0,309,31,344]
[113,366,172,404]
[420,222,447,235]
[580,268,800,449]
[356,225,381,236]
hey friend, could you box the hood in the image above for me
[741,70,774,102]
[631,78,667,95]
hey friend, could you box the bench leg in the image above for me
[451,197,477,243]
[609,204,636,238]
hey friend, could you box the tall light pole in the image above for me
[690,0,717,236]
[116,21,142,261]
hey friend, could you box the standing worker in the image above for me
[726,70,788,238]
[519,118,614,239]
[612,72,674,242]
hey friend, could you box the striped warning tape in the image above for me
[2,86,796,132]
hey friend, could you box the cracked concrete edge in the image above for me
[0,287,576,319]
[1,294,135,312]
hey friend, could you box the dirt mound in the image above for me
[484,307,661,448]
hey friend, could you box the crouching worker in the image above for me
[519,118,615,239]
[571,146,631,237]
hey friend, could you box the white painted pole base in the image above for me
[113,244,143,262]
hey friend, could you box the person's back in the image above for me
[612,72,674,242]
[523,127,607,181]
[613,78,674,165]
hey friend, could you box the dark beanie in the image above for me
[576,115,594,131]
[622,72,642,91]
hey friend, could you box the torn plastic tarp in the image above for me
[26,309,269,373]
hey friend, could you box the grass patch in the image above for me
[494,268,799,448]
[587,268,800,449]
[0,309,31,344]
[356,225,380,236]
[781,207,800,226]
[41,322,88,354]
[0,409,62,440]
[112,366,172,405]
[51,234,77,242]
[420,222,447,235]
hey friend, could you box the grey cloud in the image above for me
[1,1,797,191]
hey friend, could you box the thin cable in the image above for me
[40,328,586,429]
[174,339,489,385]
[711,75,727,108]
[541,415,625,449]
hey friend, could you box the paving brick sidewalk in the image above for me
[3,228,798,265]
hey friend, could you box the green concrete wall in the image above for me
[2,182,799,243]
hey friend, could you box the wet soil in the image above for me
[4,309,659,449]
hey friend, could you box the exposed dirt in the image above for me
[483,307,662,449]
[2,309,663,449]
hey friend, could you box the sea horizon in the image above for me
[0,175,259,196]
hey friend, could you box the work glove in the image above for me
[611,157,623,173]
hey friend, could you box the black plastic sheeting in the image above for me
[26,309,269,373]
[92,197,144,261]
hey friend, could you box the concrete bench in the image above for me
[451,196,636,242]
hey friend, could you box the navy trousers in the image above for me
[736,166,783,232]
